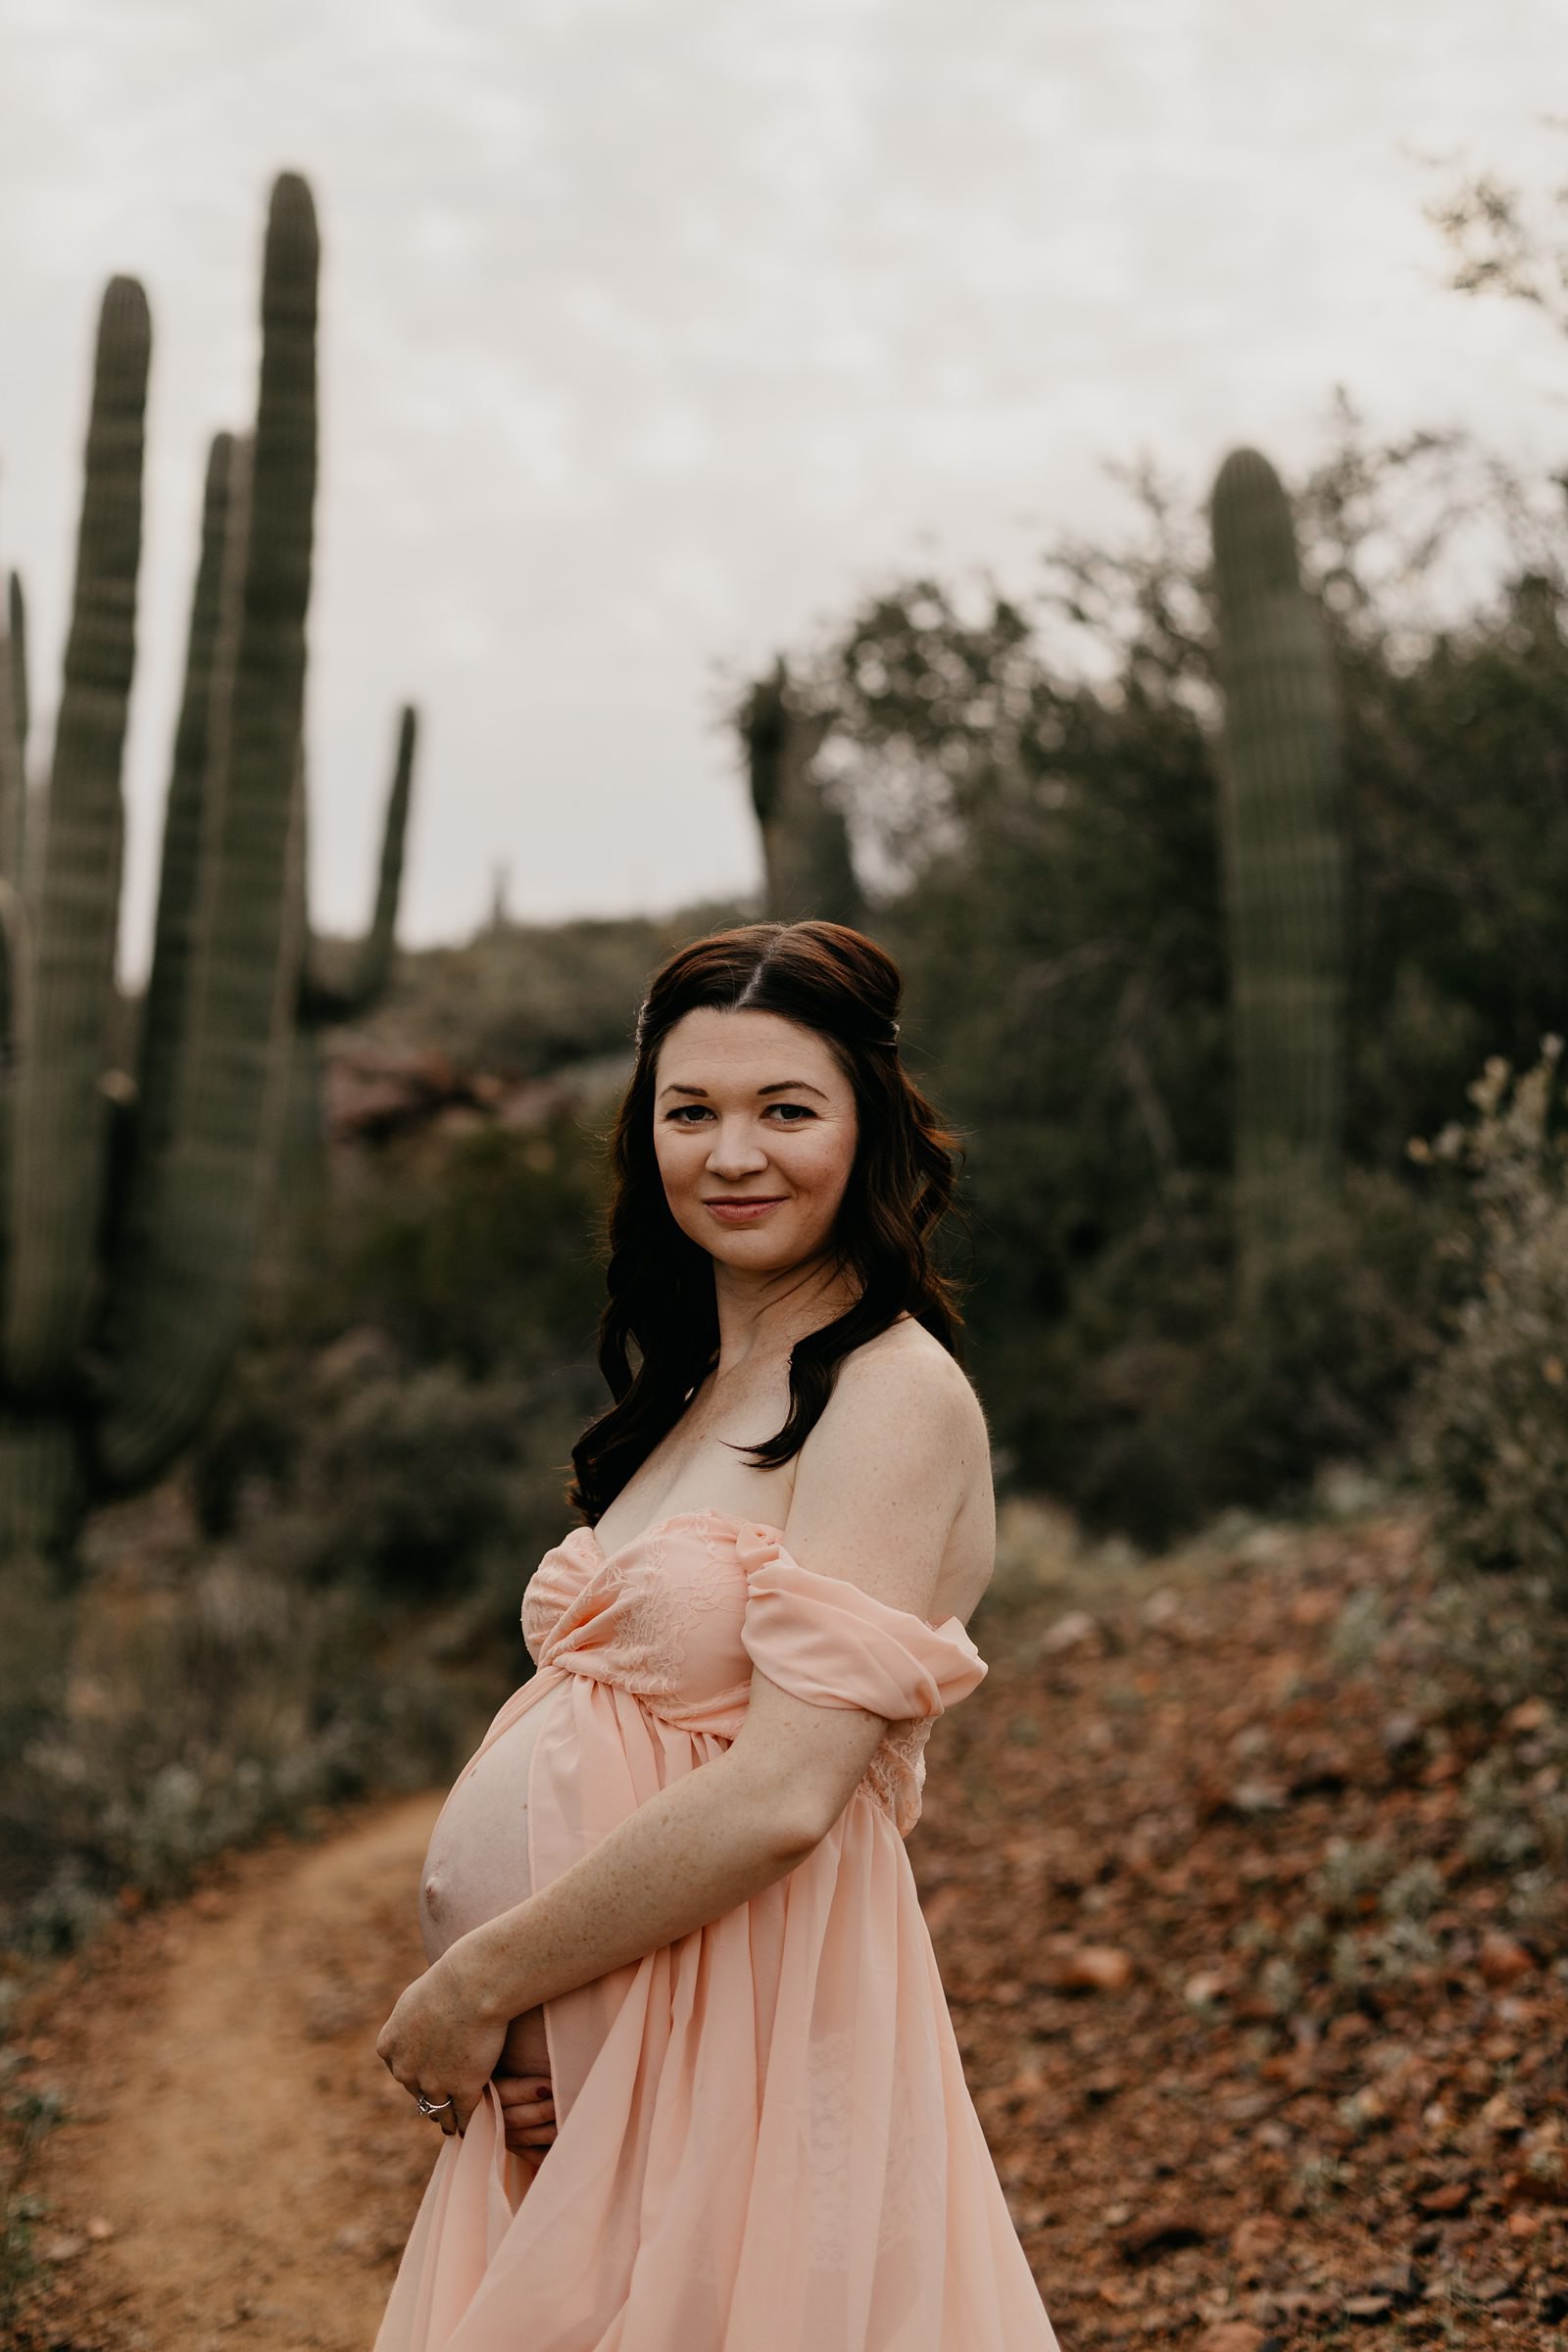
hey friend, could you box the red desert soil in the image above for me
[7,1502,1568,2349]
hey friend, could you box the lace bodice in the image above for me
[514,1507,981,1836]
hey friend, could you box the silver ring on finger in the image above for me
[416,2092,456,2119]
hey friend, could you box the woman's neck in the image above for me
[708,1253,864,1381]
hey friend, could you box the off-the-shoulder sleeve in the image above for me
[733,1522,987,1720]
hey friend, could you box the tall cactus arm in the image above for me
[741,659,790,827]
[0,615,23,887]
[8,571,28,898]
[2,276,150,1400]
[1209,446,1348,1295]
[0,873,31,1307]
[7,570,26,770]
[0,875,26,1080]
[297,700,417,1022]
[8,572,36,914]
[96,176,318,1488]
[739,656,850,923]
[115,435,243,1260]
[99,431,250,1322]
[133,434,241,1183]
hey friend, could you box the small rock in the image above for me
[1416,2178,1474,2214]
[1229,1778,1289,1815]
[1230,2213,1286,2265]
[1195,2322,1266,2352]
[1185,1970,1228,2005]
[1341,2291,1393,2320]
[1040,1609,1100,1655]
[1045,1943,1134,1993]
[1219,2089,1279,2124]
[84,2215,115,2241]
[1478,1932,1536,1985]
[1117,2203,1207,2258]
[1363,2258,1421,2301]
[41,2232,85,2263]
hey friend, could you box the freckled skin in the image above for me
[420,1699,556,2080]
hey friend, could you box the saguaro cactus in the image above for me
[1209,447,1348,1311]
[254,702,418,1306]
[2,276,151,1546]
[95,172,319,1487]
[741,657,859,926]
[0,170,416,1587]
[0,571,27,1088]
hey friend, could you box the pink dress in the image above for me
[374,1508,1060,2352]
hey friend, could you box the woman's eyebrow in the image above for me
[657,1080,829,1101]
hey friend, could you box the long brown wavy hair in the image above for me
[566,920,969,1524]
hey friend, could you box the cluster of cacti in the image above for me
[0,171,416,1579]
[740,657,860,928]
[1208,446,1348,1312]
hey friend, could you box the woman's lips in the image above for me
[705,1198,785,1221]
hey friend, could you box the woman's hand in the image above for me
[494,2071,557,2162]
[374,1952,509,2136]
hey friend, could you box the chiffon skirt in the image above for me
[373,1525,1060,2351]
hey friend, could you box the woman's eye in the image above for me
[666,1103,812,1123]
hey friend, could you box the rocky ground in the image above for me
[3,1494,1565,2349]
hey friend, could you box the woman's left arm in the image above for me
[376,1346,984,2128]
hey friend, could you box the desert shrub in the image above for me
[318,1105,612,1378]
[1400,1037,1568,1599]
[990,1163,1448,1550]
[194,1097,612,1600]
[0,1538,474,1950]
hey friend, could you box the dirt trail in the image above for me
[11,1509,1567,2348]
[17,1789,448,2352]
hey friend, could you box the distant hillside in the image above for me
[321,896,760,1079]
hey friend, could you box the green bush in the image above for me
[977,1162,1448,1551]
[0,1544,471,1948]
[323,1109,611,1378]
[1401,1037,1568,1597]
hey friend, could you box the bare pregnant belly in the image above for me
[420,1680,564,2078]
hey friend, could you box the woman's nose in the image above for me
[706,1123,770,1173]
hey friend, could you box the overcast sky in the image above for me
[4,0,1566,983]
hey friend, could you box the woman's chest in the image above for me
[521,1515,756,1707]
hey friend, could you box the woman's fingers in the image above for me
[498,2088,555,2120]
[502,2105,557,2138]
[505,2126,558,2152]
[494,2071,558,2157]
[494,2074,554,2111]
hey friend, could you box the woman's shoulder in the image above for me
[828,1316,991,1458]
[791,1317,994,1615]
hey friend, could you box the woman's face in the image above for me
[652,1006,858,1273]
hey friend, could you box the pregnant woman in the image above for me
[373,918,1060,2351]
